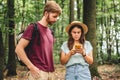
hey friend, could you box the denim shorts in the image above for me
[65,64,91,80]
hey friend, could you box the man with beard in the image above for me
[15,1,62,80]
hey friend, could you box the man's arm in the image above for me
[15,38,41,77]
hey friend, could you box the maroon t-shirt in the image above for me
[22,22,54,72]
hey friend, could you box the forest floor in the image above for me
[3,64,120,80]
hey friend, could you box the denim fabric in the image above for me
[65,64,91,80]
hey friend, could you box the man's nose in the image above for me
[54,18,58,21]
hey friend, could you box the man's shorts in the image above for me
[27,70,55,80]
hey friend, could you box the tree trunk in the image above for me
[6,0,17,76]
[107,30,112,62]
[69,0,74,23]
[113,0,120,57]
[77,0,80,20]
[0,29,4,80]
[99,17,104,64]
[83,0,100,78]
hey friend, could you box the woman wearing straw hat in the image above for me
[60,21,93,80]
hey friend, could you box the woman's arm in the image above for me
[75,46,93,65]
[60,50,75,65]
[82,50,93,64]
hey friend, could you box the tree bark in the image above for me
[83,0,100,78]
[6,0,17,76]
[0,29,4,80]
[69,0,74,23]
[77,0,80,20]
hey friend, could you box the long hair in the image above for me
[67,25,85,50]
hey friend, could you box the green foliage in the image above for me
[0,0,120,65]
[96,0,120,64]
[97,53,120,65]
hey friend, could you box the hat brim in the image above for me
[66,21,88,34]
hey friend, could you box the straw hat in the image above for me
[66,21,88,34]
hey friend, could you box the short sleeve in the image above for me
[22,24,34,40]
[84,41,93,54]
[61,41,70,54]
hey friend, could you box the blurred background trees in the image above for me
[0,0,120,79]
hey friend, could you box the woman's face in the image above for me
[71,27,82,41]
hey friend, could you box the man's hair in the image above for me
[43,1,62,15]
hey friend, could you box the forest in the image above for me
[0,0,120,80]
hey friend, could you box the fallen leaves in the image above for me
[4,64,120,80]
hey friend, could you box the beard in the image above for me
[48,20,54,25]
[46,15,55,25]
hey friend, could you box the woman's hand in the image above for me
[74,44,86,56]
[70,49,76,55]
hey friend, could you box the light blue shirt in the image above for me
[61,41,93,67]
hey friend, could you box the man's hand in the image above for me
[28,65,41,79]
